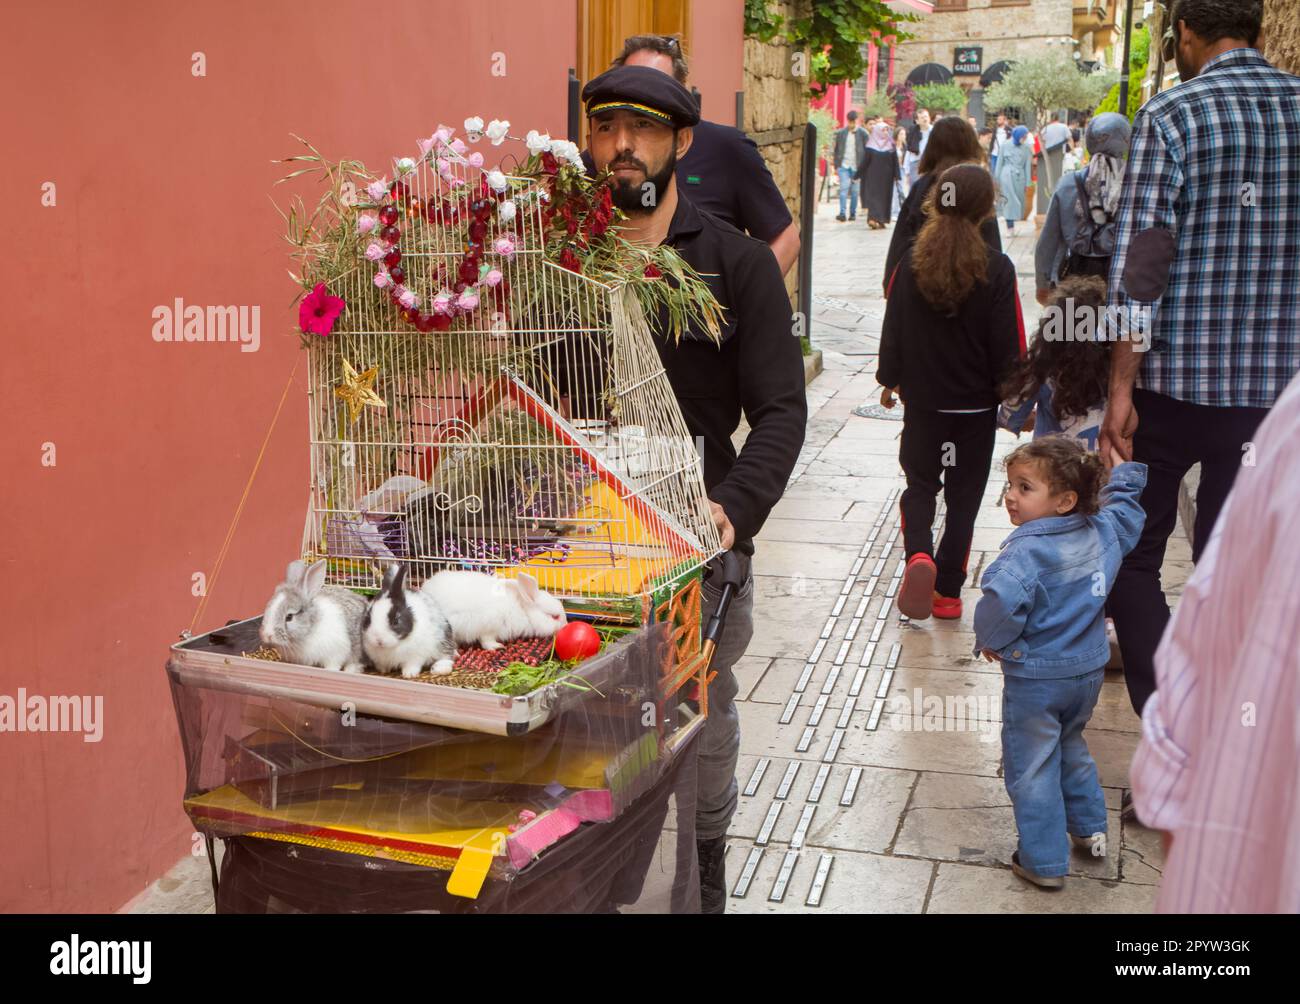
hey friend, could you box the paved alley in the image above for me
[721,196,1181,913]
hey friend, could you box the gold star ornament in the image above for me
[334,357,386,425]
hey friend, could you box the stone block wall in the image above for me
[743,0,809,304]
[1263,0,1300,74]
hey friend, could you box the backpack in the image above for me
[1063,169,1116,279]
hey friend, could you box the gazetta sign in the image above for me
[954,46,983,76]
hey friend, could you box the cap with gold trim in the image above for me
[581,64,700,128]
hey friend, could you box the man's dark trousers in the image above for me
[899,409,997,597]
[1110,388,1269,716]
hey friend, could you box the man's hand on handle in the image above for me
[709,501,736,551]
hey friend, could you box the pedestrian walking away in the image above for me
[1099,0,1300,717]
[877,164,1026,622]
[1000,276,1111,451]
[994,125,1032,233]
[883,116,1002,295]
[1035,112,1132,302]
[860,120,901,229]
[582,63,808,913]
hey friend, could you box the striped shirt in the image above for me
[1106,48,1300,408]
[1129,368,1300,913]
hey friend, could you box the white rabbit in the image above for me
[421,570,567,650]
[259,559,368,673]
[362,564,457,678]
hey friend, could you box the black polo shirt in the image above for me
[649,192,807,556]
[581,119,793,243]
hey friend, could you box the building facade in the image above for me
[895,0,1125,123]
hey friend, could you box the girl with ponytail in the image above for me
[877,163,1026,622]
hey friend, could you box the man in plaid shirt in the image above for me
[1100,0,1300,718]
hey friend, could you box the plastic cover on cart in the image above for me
[167,620,701,913]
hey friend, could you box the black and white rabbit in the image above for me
[362,563,457,678]
[259,559,368,673]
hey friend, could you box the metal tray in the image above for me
[168,615,656,736]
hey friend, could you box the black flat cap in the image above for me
[582,65,700,128]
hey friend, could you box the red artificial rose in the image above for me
[542,151,559,175]
[560,247,582,273]
[643,263,662,279]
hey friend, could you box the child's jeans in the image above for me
[1001,667,1107,877]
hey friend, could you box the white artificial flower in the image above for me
[486,169,509,193]
[485,119,511,145]
[525,130,552,156]
[395,157,416,175]
[463,116,485,141]
[499,200,517,222]
[551,140,584,167]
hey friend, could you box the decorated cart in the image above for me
[166,120,738,912]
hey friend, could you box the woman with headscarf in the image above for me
[1034,112,1133,303]
[994,125,1032,234]
[860,121,901,229]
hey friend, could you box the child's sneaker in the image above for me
[1011,851,1064,890]
[898,554,937,619]
[932,594,962,619]
[1070,831,1108,858]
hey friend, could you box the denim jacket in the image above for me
[973,462,1148,679]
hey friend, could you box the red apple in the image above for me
[553,621,601,662]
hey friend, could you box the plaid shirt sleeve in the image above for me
[1106,107,1185,350]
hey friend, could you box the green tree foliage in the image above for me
[1094,25,1151,121]
[745,0,919,94]
[911,81,968,115]
[983,54,1118,125]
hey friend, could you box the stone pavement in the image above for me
[125,194,1184,917]
[718,195,1183,913]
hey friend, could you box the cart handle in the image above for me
[702,550,748,653]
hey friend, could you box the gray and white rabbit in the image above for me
[421,570,567,650]
[259,559,368,673]
[362,563,457,678]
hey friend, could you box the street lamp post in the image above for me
[1118,0,1137,114]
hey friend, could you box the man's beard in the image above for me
[608,147,678,215]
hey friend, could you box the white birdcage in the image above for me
[301,147,721,609]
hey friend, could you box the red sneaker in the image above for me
[932,593,963,619]
[898,554,937,620]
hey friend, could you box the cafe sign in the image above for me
[954,46,983,76]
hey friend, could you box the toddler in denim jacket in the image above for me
[974,437,1147,888]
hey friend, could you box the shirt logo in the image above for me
[685,174,701,184]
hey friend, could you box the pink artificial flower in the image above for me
[493,235,516,259]
[457,290,480,312]
[450,178,466,189]
[364,242,385,261]
[374,271,392,289]
[468,151,484,168]
[483,268,503,287]
[366,176,388,201]
[357,214,377,234]
[418,136,435,157]
[431,291,454,315]
[434,126,453,144]
[299,283,346,336]
[436,158,452,178]
[449,138,468,156]
[398,287,418,309]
